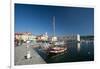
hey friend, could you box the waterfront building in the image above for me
[36,32,48,42]
[15,32,36,44]
[51,36,57,42]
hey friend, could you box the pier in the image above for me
[15,43,46,65]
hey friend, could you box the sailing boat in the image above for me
[46,16,67,54]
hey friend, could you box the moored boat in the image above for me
[48,46,67,54]
[45,16,67,55]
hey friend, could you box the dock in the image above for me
[14,43,46,65]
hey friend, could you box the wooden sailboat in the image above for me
[46,16,67,54]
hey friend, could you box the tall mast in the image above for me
[53,16,55,37]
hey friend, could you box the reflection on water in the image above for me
[34,41,94,63]
[77,43,80,52]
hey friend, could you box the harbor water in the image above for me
[33,41,94,63]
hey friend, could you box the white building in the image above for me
[36,32,48,42]
[51,36,57,42]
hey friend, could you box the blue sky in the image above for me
[15,4,94,36]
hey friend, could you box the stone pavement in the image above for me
[14,44,46,65]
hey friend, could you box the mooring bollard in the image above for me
[26,51,31,59]
[25,40,32,59]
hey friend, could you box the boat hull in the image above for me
[46,46,67,55]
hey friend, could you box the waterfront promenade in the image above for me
[15,43,46,65]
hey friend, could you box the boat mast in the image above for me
[52,16,57,43]
[53,16,55,37]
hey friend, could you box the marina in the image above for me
[14,16,94,65]
[14,4,94,65]
[35,41,94,63]
[14,39,94,65]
